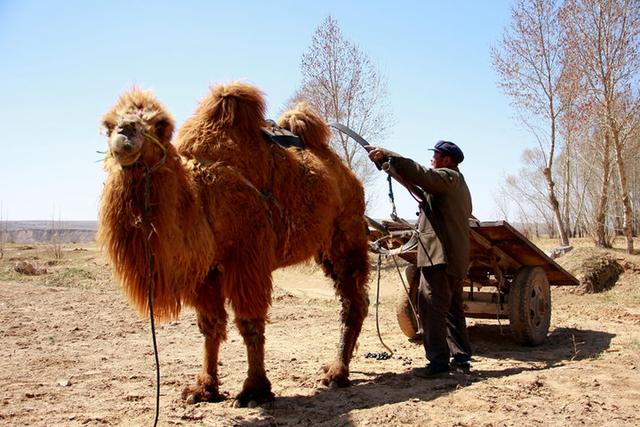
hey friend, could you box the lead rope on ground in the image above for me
[374,254,394,358]
[143,165,161,427]
[491,256,506,336]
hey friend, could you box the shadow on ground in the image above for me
[228,326,614,426]
[468,324,615,365]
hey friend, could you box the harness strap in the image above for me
[262,120,304,150]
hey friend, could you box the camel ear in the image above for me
[154,118,174,143]
[101,120,115,137]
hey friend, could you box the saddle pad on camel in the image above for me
[262,119,305,150]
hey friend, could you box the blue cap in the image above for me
[429,140,464,164]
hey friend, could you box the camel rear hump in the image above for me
[197,82,267,137]
[278,102,331,150]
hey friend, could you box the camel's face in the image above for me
[107,114,147,166]
[102,89,175,169]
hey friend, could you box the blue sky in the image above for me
[0,0,531,221]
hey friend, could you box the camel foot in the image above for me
[181,374,225,404]
[320,362,351,388]
[181,385,225,404]
[233,376,274,408]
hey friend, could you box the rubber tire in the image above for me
[508,266,551,346]
[395,264,421,340]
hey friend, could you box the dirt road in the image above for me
[1,243,639,426]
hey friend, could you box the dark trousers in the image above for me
[418,265,472,368]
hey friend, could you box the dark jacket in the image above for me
[387,153,472,278]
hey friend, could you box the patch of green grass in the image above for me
[44,267,96,288]
[0,267,24,282]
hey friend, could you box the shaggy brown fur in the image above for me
[99,82,370,406]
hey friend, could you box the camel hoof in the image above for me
[232,399,259,408]
[321,376,350,388]
[181,386,225,404]
[234,389,274,408]
[185,394,198,405]
[321,362,351,388]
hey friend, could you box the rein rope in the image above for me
[385,175,422,330]
[104,128,167,424]
[391,255,422,331]
[374,254,394,357]
[387,174,398,221]
[142,130,168,173]
[141,130,165,427]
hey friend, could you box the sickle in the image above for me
[330,123,374,152]
[331,122,428,206]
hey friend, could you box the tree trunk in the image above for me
[595,138,612,248]
[562,138,572,238]
[543,167,570,246]
[545,110,569,247]
[611,126,635,254]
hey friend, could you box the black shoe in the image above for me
[413,364,450,378]
[449,361,471,374]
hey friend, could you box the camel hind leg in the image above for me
[318,216,370,387]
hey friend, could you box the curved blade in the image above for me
[330,123,373,152]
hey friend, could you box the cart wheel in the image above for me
[396,264,422,340]
[509,266,551,346]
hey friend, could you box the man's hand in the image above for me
[368,147,387,163]
[367,147,389,171]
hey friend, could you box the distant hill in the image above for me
[1,221,97,243]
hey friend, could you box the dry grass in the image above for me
[0,242,110,288]
[531,235,640,255]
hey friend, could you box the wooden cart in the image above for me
[367,218,578,346]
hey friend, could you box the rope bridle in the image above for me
[104,125,166,425]
[142,164,161,427]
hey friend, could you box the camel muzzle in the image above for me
[110,132,143,166]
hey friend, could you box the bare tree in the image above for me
[499,149,559,234]
[563,132,599,238]
[595,132,615,245]
[629,126,640,235]
[492,0,571,246]
[563,0,640,253]
[292,16,393,196]
[48,210,63,261]
[492,189,513,221]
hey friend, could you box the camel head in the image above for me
[101,88,175,168]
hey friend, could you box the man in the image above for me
[368,141,473,377]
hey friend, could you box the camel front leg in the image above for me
[182,304,227,404]
[234,318,274,407]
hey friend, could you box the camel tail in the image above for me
[201,82,267,136]
[278,102,331,150]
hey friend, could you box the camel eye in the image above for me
[155,119,171,140]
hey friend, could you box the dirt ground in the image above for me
[1,240,639,426]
